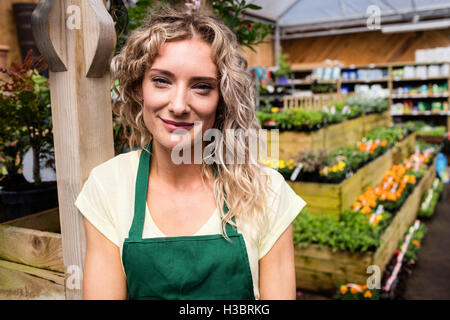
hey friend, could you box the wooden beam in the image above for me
[0,259,64,300]
[3,207,60,233]
[0,224,63,273]
[32,0,116,299]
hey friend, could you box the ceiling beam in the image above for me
[280,7,450,33]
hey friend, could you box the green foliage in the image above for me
[293,209,391,253]
[401,223,427,261]
[0,50,53,185]
[416,125,447,137]
[273,53,291,78]
[345,96,389,114]
[256,98,388,131]
[364,125,407,147]
[418,179,444,218]
[212,0,274,51]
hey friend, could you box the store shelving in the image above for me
[268,60,450,130]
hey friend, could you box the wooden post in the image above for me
[31,0,115,299]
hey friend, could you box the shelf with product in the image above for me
[389,61,450,131]
[340,64,390,97]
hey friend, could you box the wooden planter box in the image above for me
[0,208,65,299]
[267,111,391,160]
[294,159,436,293]
[288,149,393,216]
[288,133,415,216]
[392,133,416,164]
[362,110,392,135]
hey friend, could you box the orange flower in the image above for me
[361,206,372,214]
[380,140,387,147]
[364,290,373,299]
[350,285,361,294]
[353,201,362,208]
[413,240,421,247]
[387,192,397,201]
[340,285,348,295]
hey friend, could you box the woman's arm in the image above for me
[259,223,296,300]
[83,218,128,299]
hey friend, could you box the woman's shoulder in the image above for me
[89,149,139,182]
[260,165,287,189]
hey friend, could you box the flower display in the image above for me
[334,283,380,300]
[352,149,434,217]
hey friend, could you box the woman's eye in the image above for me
[152,77,169,86]
[194,83,213,92]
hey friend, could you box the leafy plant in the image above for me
[212,0,274,50]
[0,50,53,187]
[296,149,328,173]
[293,209,391,253]
[273,53,291,79]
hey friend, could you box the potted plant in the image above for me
[0,50,57,220]
[273,53,291,85]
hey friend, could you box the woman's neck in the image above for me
[149,140,210,192]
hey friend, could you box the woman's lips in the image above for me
[160,117,194,131]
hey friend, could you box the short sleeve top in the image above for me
[75,150,306,300]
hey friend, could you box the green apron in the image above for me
[122,140,255,300]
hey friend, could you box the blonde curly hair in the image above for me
[111,4,273,242]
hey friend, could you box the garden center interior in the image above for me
[0,0,449,300]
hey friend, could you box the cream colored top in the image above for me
[75,150,306,300]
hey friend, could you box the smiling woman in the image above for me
[75,3,306,300]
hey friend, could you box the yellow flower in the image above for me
[376,215,383,222]
[271,107,280,113]
[340,285,348,295]
[279,160,286,169]
[338,161,346,170]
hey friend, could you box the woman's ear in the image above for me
[135,87,143,102]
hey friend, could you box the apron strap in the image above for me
[129,143,238,240]
[129,140,152,240]
[212,164,239,236]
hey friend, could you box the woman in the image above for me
[75,5,306,300]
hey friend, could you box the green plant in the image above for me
[418,179,444,218]
[416,125,446,137]
[345,96,389,114]
[212,0,274,50]
[273,53,291,79]
[293,209,391,253]
[0,50,53,187]
[400,223,427,261]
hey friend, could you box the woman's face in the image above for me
[140,37,220,153]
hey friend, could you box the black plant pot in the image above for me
[0,181,58,221]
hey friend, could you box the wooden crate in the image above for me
[362,111,392,135]
[269,117,365,160]
[0,208,65,299]
[323,117,364,150]
[294,159,436,293]
[392,133,416,164]
[268,129,326,161]
[288,149,393,216]
[288,133,415,216]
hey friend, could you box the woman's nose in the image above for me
[168,85,190,115]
